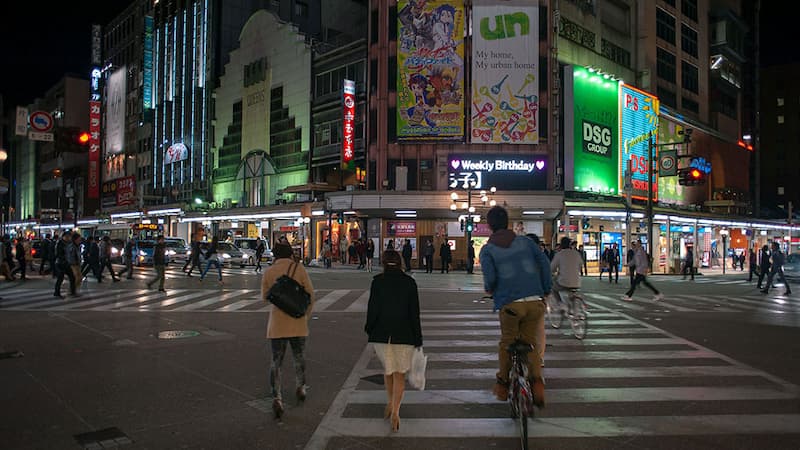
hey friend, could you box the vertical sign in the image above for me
[88,101,102,198]
[105,67,126,155]
[91,25,102,65]
[15,107,28,136]
[143,16,153,109]
[342,79,356,165]
[397,0,465,140]
[620,85,659,201]
[564,66,620,195]
[471,1,539,144]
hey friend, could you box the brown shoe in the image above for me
[533,380,545,409]
[493,379,509,401]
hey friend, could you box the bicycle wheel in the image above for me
[516,396,529,450]
[570,296,588,340]
[546,294,564,329]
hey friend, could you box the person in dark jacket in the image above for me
[364,250,423,433]
[466,240,475,274]
[423,240,434,273]
[39,234,52,275]
[48,234,59,278]
[439,241,451,273]
[200,236,222,283]
[53,233,76,298]
[756,245,771,289]
[401,239,413,272]
[682,246,695,281]
[117,238,135,279]
[80,236,101,282]
[254,237,265,273]
[3,236,16,280]
[748,246,759,283]
[183,236,202,276]
[98,236,120,282]
[11,238,27,280]
[761,242,791,295]
[146,235,167,292]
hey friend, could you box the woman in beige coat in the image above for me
[261,240,315,419]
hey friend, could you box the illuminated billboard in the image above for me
[397,0,465,141]
[620,85,659,200]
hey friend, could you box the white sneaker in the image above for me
[653,293,664,301]
[622,295,633,302]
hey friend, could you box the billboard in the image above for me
[471,1,538,144]
[448,154,547,190]
[397,0,465,140]
[342,79,355,164]
[105,67,126,155]
[564,66,620,195]
[164,142,189,165]
[620,85,659,200]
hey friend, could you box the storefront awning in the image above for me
[279,183,340,194]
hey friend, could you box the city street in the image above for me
[1,264,799,449]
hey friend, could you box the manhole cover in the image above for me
[157,330,200,340]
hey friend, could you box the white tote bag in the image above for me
[409,347,428,390]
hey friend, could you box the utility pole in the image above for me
[624,160,633,262]
[647,135,655,270]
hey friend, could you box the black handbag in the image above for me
[266,262,311,318]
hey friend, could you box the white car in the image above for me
[233,238,273,265]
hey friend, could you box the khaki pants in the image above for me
[497,299,546,384]
[72,265,82,288]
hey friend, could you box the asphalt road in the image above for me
[1,264,798,449]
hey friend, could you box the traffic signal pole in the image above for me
[647,136,654,269]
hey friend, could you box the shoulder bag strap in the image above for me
[288,261,298,278]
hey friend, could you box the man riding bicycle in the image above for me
[550,236,583,312]
[480,206,552,407]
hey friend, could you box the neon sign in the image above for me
[620,84,659,201]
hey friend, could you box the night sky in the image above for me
[0,1,797,108]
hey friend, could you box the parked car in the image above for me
[233,237,273,265]
[165,237,189,266]
[784,253,800,280]
[109,238,125,263]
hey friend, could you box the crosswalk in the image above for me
[305,304,800,448]
[0,286,798,314]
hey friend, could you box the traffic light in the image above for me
[460,219,465,231]
[582,218,591,230]
[466,219,474,233]
[55,126,90,154]
[337,215,344,224]
[678,167,706,186]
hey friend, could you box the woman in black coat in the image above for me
[364,250,423,432]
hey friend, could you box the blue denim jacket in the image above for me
[480,233,552,312]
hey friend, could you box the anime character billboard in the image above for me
[397,0,465,141]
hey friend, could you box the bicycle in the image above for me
[545,288,588,340]
[507,339,535,450]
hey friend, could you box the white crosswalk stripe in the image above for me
[306,303,800,448]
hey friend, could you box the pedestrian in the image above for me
[439,240,451,273]
[364,249,423,433]
[466,239,475,274]
[53,233,77,298]
[549,236,583,363]
[365,238,375,272]
[756,245,771,289]
[386,239,394,251]
[39,234,52,275]
[80,236,101,282]
[49,234,59,278]
[261,239,315,420]
[184,235,202,276]
[623,240,664,301]
[356,238,367,269]
[401,239,413,272]
[200,236,223,284]
[117,238,136,279]
[146,235,167,292]
[682,246,695,280]
[255,237,265,273]
[24,238,34,272]
[322,240,332,269]
[761,242,791,295]
[423,240,434,273]
[578,244,587,276]
[339,238,348,264]
[627,244,636,286]
[3,235,17,280]
[480,206,549,408]
[99,236,120,282]
[348,241,357,265]
[601,244,619,283]
[748,246,758,282]
[11,238,27,280]
[68,233,83,290]
[739,252,745,271]
[0,236,13,281]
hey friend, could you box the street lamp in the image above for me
[296,216,311,264]
[451,185,496,246]
[720,228,729,274]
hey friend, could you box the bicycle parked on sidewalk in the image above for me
[507,339,536,450]
[546,288,588,340]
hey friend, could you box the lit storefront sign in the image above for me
[447,154,546,190]
[619,84,659,200]
[143,16,153,109]
[564,66,620,195]
[342,79,355,164]
[386,221,416,237]
[88,101,101,198]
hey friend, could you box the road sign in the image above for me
[28,131,54,142]
[29,111,54,132]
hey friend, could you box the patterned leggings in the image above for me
[269,337,306,400]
